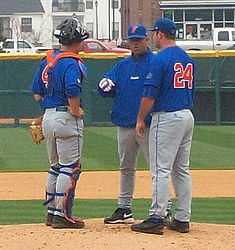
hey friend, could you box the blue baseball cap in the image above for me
[127,24,148,39]
[150,17,176,36]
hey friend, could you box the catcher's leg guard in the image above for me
[54,162,81,223]
[43,165,60,215]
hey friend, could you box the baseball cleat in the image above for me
[104,208,134,224]
[52,215,85,229]
[45,213,54,226]
[168,218,190,233]
[131,217,164,235]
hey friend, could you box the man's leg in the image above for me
[52,116,84,229]
[42,115,59,226]
[132,111,190,234]
[104,127,138,224]
[169,111,194,233]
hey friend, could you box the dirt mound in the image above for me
[0,219,235,250]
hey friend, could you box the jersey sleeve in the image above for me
[142,56,164,99]
[64,61,83,97]
[31,60,45,96]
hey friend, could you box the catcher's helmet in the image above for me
[54,17,89,45]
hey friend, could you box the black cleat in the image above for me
[131,217,164,235]
[104,208,134,224]
[52,215,85,229]
[45,213,54,226]
[168,218,190,233]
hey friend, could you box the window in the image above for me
[21,18,32,32]
[86,0,93,9]
[174,10,183,22]
[185,10,212,21]
[17,41,31,49]
[214,22,223,28]
[86,22,94,38]
[86,42,104,51]
[4,41,14,49]
[218,31,229,41]
[112,0,119,9]
[52,0,85,12]
[214,10,223,21]
[113,22,119,39]
[175,23,184,39]
[232,31,235,41]
[163,10,173,20]
[225,9,234,21]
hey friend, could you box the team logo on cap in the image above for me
[131,25,138,33]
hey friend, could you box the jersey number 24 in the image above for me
[174,63,193,89]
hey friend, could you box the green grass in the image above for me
[0,126,234,172]
[0,198,235,225]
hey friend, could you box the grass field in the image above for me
[0,198,234,225]
[0,126,235,172]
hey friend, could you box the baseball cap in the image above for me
[127,24,148,39]
[150,17,176,36]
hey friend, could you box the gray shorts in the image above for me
[42,108,83,166]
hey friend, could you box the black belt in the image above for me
[55,106,68,112]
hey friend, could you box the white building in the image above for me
[0,0,121,47]
[41,0,122,46]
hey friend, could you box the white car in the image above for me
[1,39,50,53]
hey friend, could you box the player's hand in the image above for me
[136,119,146,138]
[69,106,84,119]
[99,78,115,92]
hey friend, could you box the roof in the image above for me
[0,0,44,15]
[160,0,235,8]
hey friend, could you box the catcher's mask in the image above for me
[54,16,89,45]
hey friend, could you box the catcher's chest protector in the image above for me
[41,50,83,86]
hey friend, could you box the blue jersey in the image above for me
[32,50,86,109]
[99,49,154,128]
[143,46,195,112]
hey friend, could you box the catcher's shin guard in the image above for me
[43,165,60,214]
[55,162,81,223]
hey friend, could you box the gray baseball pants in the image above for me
[42,108,83,217]
[117,127,149,209]
[149,109,194,222]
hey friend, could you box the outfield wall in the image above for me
[0,51,235,125]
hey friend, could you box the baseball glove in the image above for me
[29,119,44,144]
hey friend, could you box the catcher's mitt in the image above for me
[29,121,44,144]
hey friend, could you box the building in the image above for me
[41,0,122,46]
[0,0,46,45]
[120,0,161,39]
[160,0,235,40]
[0,0,122,47]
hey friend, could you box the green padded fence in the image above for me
[0,51,235,125]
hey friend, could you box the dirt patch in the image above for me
[0,220,235,250]
[0,170,235,200]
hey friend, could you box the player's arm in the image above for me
[136,97,155,137]
[136,56,163,137]
[98,64,119,98]
[64,62,84,118]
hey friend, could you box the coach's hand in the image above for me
[136,119,146,138]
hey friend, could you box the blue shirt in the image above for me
[98,49,154,128]
[32,50,86,109]
[143,46,195,112]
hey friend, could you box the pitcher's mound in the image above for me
[0,219,235,250]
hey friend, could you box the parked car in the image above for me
[176,28,235,51]
[80,39,130,53]
[0,39,50,53]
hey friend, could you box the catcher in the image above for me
[31,16,88,229]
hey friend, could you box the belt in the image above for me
[55,106,68,112]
